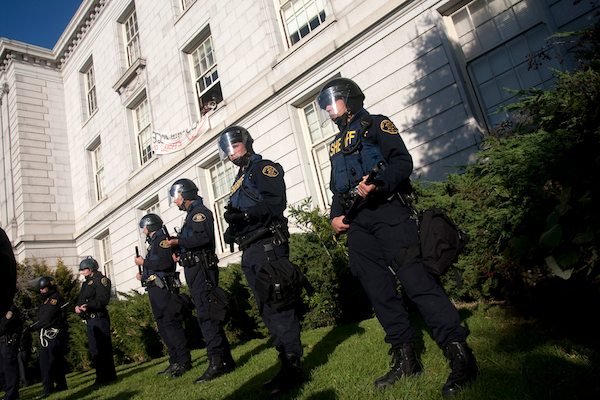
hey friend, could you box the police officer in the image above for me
[0,228,17,319]
[167,179,236,384]
[136,214,191,378]
[35,276,68,398]
[317,77,477,396]
[75,256,117,385]
[0,304,22,400]
[218,126,303,396]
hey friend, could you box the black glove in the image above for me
[223,227,236,245]
[224,206,248,223]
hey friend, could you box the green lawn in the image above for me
[15,303,599,399]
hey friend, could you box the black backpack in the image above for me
[417,208,468,276]
[254,259,306,312]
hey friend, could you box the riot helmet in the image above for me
[79,256,99,272]
[168,179,199,209]
[316,77,365,125]
[139,213,163,233]
[38,276,56,291]
[218,126,254,166]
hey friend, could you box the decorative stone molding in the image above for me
[112,58,148,104]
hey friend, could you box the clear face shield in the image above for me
[168,184,184,207]
[218,130,248,161]
[316,86,350,126]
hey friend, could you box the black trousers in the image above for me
[184,264,231,357]
[0,336,20,400]
[148,285,190,365]
[242,238,302,357]
[86,316,117,383]
[39,330,67,395]
[347,199,467,348]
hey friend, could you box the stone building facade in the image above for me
[1,0,597,294]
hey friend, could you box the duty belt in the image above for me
[86,311,107,319]
[145,273,181,292]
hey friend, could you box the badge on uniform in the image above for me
[160,239,170,248]
[381,119,399,134]
[193,213,206,222]
[101,277,110,287]
[262,165,279,177]
[50,298,58,305]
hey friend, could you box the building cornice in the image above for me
[0,0,108,73]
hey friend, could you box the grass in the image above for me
[14,302,599,400]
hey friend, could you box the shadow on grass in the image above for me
[221,323,365,400]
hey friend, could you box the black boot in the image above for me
[374,343,422,389]
[194,353,236,384]
[170,361,192,377]
[263,353,303,396]
[442,341,478,397]
[157,363,176,376]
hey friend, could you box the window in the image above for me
[90,142,105,201]
[123,8,141,67]
[181,0,195,11]
[279,0,327,46]
[98,233,116,296]
[144,201,160,216]
[448,0,560,127]
[190,34,222,116]
[301,100,337,207]
[133,96,154,165]
[83,62,97,117]
[208,160,237,253]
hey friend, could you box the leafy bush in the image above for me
[219,263,265,344]
[288,199,372,328]
[413,22,600,303]
[109,290,164,364]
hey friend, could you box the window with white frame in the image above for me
[208,160,238,253]
[123,8,141,67]
[279,0,327,46]
[83,62,97,117]
[447,0,562,128]
[181,0,195,11]
[98,233,116,295]
[132,96,154,165]
[190,33,222,116]
[144,201,160,216]
[90,142,105,201]
[301,99,337,207]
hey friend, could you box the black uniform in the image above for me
[0,228,17,317]
[329,108,468,347]
[227,153,302,358]
[178,198,231,359]
[0,305,22,400]
[36,288,68,396]
[76,271,117,384]
[142,229,191,370]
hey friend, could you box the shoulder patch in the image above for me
[101,277,110,287]
[160,239,170,249]
[192,213,206,222]
[380,119,399,134]
[262,165,279,177]
[50,298,58,306]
